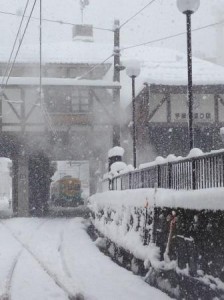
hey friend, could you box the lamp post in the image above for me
[177,0,200,150]
[126,60,141,168]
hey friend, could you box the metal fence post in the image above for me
[168,163,172,189]
[192,158,196,190]
[129,173,132,189]
[157,165,161,188]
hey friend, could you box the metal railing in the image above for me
[103,150,224,191]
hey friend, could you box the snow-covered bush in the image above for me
[88,189,160,267]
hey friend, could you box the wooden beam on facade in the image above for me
[149,84,224,95]
[166,93,171,123]
[2,93,21,120]
[148,94,167,122]
[90,89,114,122]
[214,94,219,123]
[25,99,40,122]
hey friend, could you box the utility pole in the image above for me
[17,89,29,217]
[112,19,121,146]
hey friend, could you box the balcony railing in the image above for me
[103,150,224,191]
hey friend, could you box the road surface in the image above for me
[0,213,171,300]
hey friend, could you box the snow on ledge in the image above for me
[89,188,224,212]
[0,77,121,88]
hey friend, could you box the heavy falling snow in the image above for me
[1,0,224,299]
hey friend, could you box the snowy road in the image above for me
[0,217,171,300]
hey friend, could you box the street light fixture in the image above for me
[126,60,141,168]
[177,0,200,150]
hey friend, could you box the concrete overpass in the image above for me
[0,76,121,217]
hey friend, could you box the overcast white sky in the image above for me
[1,0,224,61]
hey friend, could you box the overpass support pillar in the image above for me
[17,148,29,217]
[12,159,18,214]
[89,157,97,195]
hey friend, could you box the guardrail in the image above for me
[103,150,224,191]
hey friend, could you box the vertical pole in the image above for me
[186,12,195,189]
[40,0,42,107]
[132,76,137,168]
[12,158,18,214]
[112,19,121,146]
[186,12,194,150]
[21,88,26,133]
[0,92,2,132]
[17,146,29,217]
[214,94,219,123]
[81,8,84,23]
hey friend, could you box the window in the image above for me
[206,113,211,119]
[71,89,89,112]
[175,113,180,119]
[45,87,89,113]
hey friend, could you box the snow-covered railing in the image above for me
[105,148,224,191]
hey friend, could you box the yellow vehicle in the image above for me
[51,176,83,207]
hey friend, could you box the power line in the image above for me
[1,0,30,87]
[0,9,113,32]
[39,0,42,106]
[75,18,224,108]
[120,0,157,29]
[77,54,113,80]
[38,0,58,137]
[121,19,224,51]
[1,0,38,91]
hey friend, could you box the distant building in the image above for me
[122,47,224,164]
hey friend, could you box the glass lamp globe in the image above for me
[125,60,141,78]
[177,0,200,14]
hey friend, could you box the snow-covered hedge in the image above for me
[88,189,160,267]
[88,188,224,299]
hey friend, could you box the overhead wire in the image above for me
[38,0,58,137]
[1,0,38,92]
[77,54,114,80]
[0,9,113,32]
[1,2,222,133]
[0,0,57,134]
[1,0,30,87]
[121,19,224,51]
[1,5,223,85]
[75,3,224,85]
[119,0,157,29]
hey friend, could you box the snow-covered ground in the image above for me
[0,216,171,300]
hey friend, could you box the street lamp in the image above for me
[177,0,200,150]
[126,60,141,168]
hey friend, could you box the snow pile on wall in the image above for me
[89,187,224,261]
[89,189,160,267]
[90,187,224,216]
[89,188,224,298]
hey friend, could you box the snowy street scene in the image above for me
[0,217,171,300]
[1,0,224,299]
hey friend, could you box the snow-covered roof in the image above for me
[122,46,224,86]
[1,41,224,107]
[0,41,113,65]
[120,46,224,106]
[0,76,120,88]
[1,41,224,87]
